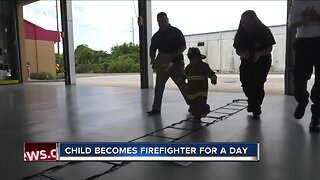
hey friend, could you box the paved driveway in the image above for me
[31,73,315,95]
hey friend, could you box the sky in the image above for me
[23,0,288,53]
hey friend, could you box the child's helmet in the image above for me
[187,47,206,59]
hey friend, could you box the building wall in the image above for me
[25,39,37,72]
[37,41,55,74]
[184,25,286,73]
[18,3,28,82]
[25,39,56,75]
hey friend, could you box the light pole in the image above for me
[56,0,60,66]
[131,18,134,44]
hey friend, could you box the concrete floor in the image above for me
[0,84,320,179]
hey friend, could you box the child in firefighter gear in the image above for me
[185,47,217,120]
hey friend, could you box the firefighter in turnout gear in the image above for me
[185,47,217,120]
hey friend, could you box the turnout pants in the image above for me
[189,95,210,118]
[294,37,320,118]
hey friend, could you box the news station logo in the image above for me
[24,143,57,161]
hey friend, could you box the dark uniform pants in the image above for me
[152,61,189,111]
[294,37,320,118]
[239,56,271,114]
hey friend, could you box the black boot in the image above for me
[294,103,308,119]
[252,111,261,120]
[147,109,161,115]
[252,107,262,120]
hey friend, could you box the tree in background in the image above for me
[74,44,109,73]
[106,42,140,73]
[94,50,110,64]
[74,44,95,65]
[109,42,139,63]
[73,43,140,73]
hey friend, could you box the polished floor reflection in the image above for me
[0,84,319,179]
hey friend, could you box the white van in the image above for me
[0,64,10,80]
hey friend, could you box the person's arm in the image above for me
[172,28,186,57]
[289,20,306,29]
[236,49,250,59]
[288,6,309,29]
[308,7,320,22]
[255,46,273,57]
[149,36,157,63]
[253,46,273,63]
[149,47,156,62]
[206,65,217,85]
[172,45,186,57]
[235,49,243,56]
[289,8,308,29]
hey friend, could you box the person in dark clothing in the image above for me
[288,1,320,132]
[185,47,217,120]
[233,10,276,119]
[147,12,189,115]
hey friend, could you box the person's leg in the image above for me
[293,39,314,119]
[309,38,320,131]
[239,62,254,112]
[190,97,208,120]
[169,61,189,105]
[310,66,320,131]
[250,83,264,116]
[199,96,210,117]
[190,98,201,120]
[149,70,169,114]
[250,57,271,117]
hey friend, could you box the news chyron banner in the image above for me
[24,143,259,161]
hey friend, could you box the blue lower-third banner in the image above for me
[57,143,259,161]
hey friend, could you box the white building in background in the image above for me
[184,24,286,73]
